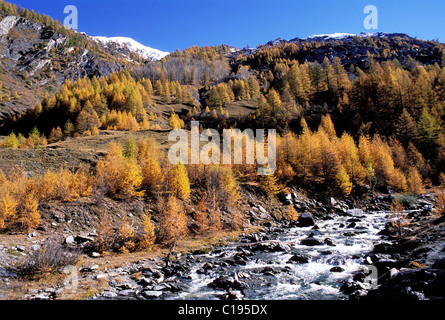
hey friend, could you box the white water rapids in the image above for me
[166,210,391,300]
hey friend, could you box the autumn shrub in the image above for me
[118,158,143,197]
[76,103,101,134]
[94,142,143,198]
[90,214,116,255]
[0,183,18,230]
[123,135,138,159]
[260,174,281,200]
[102,110,139,131]
[434,189,445,217]
[1,132,20,148]
[37,167,92,202]
[0,169,40,232]
[227,206,245,231]
[205,165,240,206]
[48,127,63,143]
[117,216,137,253]
[169,112,184,129]
[137,213,156,251]
[10,237,81,279]
[138,138,164,194]
[393,193,419,209]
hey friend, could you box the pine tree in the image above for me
[158,195,188,245]
[76,103,101,134]
[396,109,419,146]
[247,75,261,98]
[406,167,424,194]
[319,114,337,139]
[138,213,156,251]
[418,107,441,159]
[339,132,366,185]
[336,165,353,197]
[123,135,138,159]
[169,112,184,129]
[48,127,63,143]
[140,141,164,194]
[1,132,19,148]
[261,174,281,200]
[168,162,190,200]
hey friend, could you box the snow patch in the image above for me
[92,36,169,61]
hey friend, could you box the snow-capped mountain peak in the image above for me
[92,36,169,61]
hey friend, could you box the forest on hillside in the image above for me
[1,0,445,253]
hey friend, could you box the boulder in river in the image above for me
[141,290,163,299]
[250,242,290,253]
[297,212,315,227]
[287,254,310,264]
[330,266,344,273]
[208,276,247,291]
[300,235,322,246]
[323,238,335,246]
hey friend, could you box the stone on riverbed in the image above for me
[287,254,310,264]
[208,276,247,291]
[296,212,315,227]
[300,234,322,246]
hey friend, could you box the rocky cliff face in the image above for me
[0,15,135,121]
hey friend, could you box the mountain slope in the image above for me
[0,13,138,121]
[238,32,445,73]
[92,36,169,61]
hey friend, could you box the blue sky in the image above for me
[8,0,445,52]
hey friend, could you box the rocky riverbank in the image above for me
[1,190,444,300]
[346,213,445,299]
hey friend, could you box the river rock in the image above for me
[208,276,247,291]
[340,280,367,295]
[373,242,395,254]
[323,238,335,246]
[118,289,136,297]
[287,254,309,264]
[29,244,41,251]
[297,212,315,227]
[347,222,357,228]
[102,291,118,299]
[261,266,279,275]
[141,290,163,299]
[300,234,322,246]
[250,242,290,253]
[138,277,154,287]
[330,266,344,272]
[219,288,242,300]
